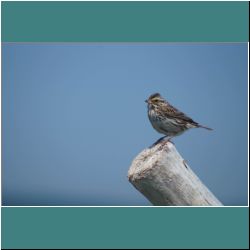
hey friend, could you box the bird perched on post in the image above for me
[145,93,212,142]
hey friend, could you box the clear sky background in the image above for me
[2,43,248,206]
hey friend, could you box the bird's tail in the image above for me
[198,124,213,131]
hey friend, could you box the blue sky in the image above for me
[2,43,248,206]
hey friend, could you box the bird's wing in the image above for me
[162,103,199,126]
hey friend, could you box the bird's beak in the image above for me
[145,99,148,103]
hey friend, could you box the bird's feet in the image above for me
[150,136,174,149]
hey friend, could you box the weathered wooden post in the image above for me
[128,141,222,206]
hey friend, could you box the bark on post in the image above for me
[128,141,222,206]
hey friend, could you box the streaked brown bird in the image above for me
[145,93,212,141]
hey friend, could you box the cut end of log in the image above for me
[128,140,173,182]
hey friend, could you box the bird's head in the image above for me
[145,93,165,107]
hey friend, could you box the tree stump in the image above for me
[128,140,222,206]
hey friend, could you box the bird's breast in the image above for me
[148,108,163,121]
